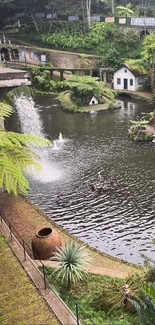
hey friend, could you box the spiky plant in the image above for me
[0,102,50,194]
[53,240,89,291]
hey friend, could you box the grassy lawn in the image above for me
[0,233,60,325]
[45,266,140,325]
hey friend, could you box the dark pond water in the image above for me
[7,91,155,264]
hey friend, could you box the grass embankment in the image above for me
[8,35,95,56]
[0,192,141,279]
[45,267,139,325]
[0,233,60,325]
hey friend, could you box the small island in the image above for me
[58,75,121,113]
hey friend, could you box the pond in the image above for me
[7,91,155,265]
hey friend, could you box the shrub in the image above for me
[58,91,79,112]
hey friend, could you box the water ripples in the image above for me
[12,93,155,265]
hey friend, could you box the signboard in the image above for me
[90,16,100,22]
[41,54,46,62]
[46,13,57,19]
[68,16,79,21]
[16,13,24,18]
[105,17,114,23]
[119,18,126,25]
[131,17,155,26]
[21,51,26,58]
[30,52,34,59]
[35,12,45,18]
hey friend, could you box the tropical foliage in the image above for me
[65,74,116,105]
[45,267,139,325]
[26,22,141,67]
[29,67,67,92]
[92,274,142,313]
[129,283,155,325]
[52,240,89,291]
[0,102,50,194]
[126,34,155,92]
[116,3,135,17]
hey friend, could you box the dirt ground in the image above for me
[0,192,142,279]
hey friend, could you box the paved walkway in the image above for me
[0,218,77,325]
[118,90,152,100]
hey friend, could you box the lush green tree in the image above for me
[104,47,122,67]
[0,102,50,194]
[53,240,89,291]
[65,75,101,96]
[142,33,155,92]
[116,3,135,17]
[125,58,147,74]
[125,34,155,92]
[65,74,116,104]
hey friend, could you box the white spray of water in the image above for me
[59,132,63,141]
[14,94,62,182]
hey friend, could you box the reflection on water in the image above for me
[8,92,155,265]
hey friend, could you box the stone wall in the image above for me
[17,45,97,69]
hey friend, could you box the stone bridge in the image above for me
[0,66,31,100]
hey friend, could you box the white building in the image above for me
[114,65,146,91]
[89,96,98,105]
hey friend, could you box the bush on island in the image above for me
[58,91,79,112]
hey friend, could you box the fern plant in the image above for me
[53,240,89,291]
[0,102,13,121]
[0,102,50,194]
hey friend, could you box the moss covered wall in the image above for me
[18,45,97,69]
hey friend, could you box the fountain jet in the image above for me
[58,132,63,142]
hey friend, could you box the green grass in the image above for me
[0,233,60,325]
[8,35,95,56]
[44,266,140,325]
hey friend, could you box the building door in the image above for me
[124,79,128,90]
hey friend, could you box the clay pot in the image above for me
[31,227,62,260]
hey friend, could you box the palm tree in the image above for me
[0,102,50,194]
[53,240,89,291]
[116,3,135,17]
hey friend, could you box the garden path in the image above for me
[0,192,142,280]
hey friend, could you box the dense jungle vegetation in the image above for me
[24,22,141,67]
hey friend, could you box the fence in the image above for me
[0,212,97,325]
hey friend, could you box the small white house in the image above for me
[114,65,146,91]
[89,96,98,105]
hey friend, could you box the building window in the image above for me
[130,79,133,86]
[21,51,25,58]
[138,76,143,85]
[41,54,46,62]
[117,78,121,85]
[125,69,127,73]
[30,52,34,59]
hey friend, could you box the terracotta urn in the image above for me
[31,227,62,260]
